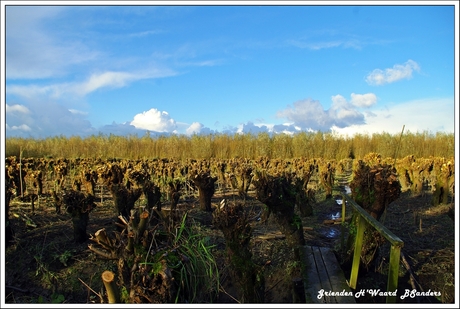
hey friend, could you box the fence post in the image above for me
[341,196,346,252]
[387,244,402,303]
[349,214,366,289]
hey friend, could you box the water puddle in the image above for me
[322,227,340,238]
[330,211,341,220]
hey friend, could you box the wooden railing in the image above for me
[340,193,404,303]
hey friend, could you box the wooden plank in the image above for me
[301,246,326,303]
[311,246,334,303]
[318,247,355,303]
[301,246,356,304]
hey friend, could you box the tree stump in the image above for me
[63,190,97,243]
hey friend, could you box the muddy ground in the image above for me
[3,181,456,305]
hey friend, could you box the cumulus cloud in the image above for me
[237,122,272,134]
[186,122,204,135]
[184,122,215,135]
[365,60,421,86]
[276,98,330,130]
[276,94,373,132]
[130,108,178,132]
[350,93,377,107]
[329,95,366,127]
[233,121,306,135]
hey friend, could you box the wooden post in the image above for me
[387,244,401,303]
[393,124,405,166]
[102,270,120,303]
[341,196,346,252]
[349,215,366,289]
[19,148,24,198]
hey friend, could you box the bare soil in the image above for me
[3,183,456,305]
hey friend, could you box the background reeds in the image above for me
[5,130,454,161]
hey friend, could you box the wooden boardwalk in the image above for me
[300,245,356,304]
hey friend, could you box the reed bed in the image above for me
[5,131,454,161]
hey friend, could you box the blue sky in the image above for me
[2,1,458,138]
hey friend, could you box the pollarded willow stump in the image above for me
[252,170,306,260]
[109,183,143,219]
[228,161,253,199]
[5,175,15,246]
[430,158,455,206]
[62,190,97,243]
[143,180,162,212]
[212,199,265,303]
[318,159,336,199]
[81,168,98,195]
[190,170,217,212]
[343,161,402,272]
[350,161,401,221]
[167,178,184,212]
[89,211,178,304]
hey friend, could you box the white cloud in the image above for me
[7,68,177,99]
[350,93,377,107]
[76,71,137,95]
[276,94,369,131]
[98,122,145,136]
[329,95,365,126]
[186,122,204,135]
[128,29,164,37]
[365,60,421,86]
[130,108,177,132]
[289,39,362,50]
[237,122,272,134]
[276,98,330,130]
[6,104,30,114]
[6,124,32,132]
[331,97,454,136]
[7,84,68,100]
[69,109,88,115]
[5,101,96,138]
